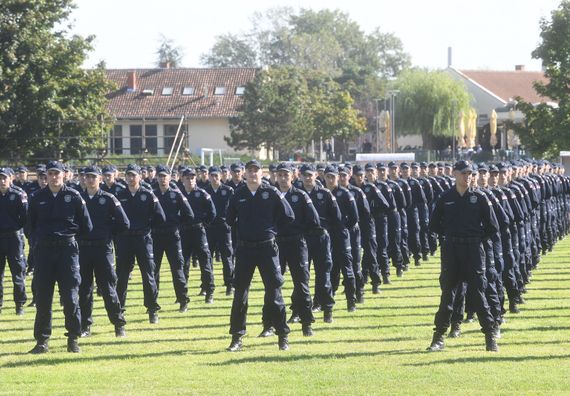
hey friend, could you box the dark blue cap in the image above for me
[84,165,101,175]
[101,165,116,174]
[477,163,489,172]
[156,165,171,175]
[497,162,510,171]
[410,162,419,168]
[177,164,187,171]
[316,164,326,171]
[268,163,277,172]
[208,166,221,174]
[46,161,64,172]
[364,163,375,171]
[388,161,398,169]
[15,166,28,172]
[376,162,388,169]
[338,166,350,175]
[147,166,155,171]
[245,159,261,169]
[453,160,472,173]
[324,165,339,175]
[419,161,428,168]
[444,162,452,168]
[471,164,478,174]
[77,167,86,174]
[0,167,10,177]
[300,164,316,174]
[220,165,228,171]
[198,165,208,171]
[400,162,410,169]
[488,164,499,173]
[182,167,197,176]
[352,165,365,175]
[428,162,437,168]
[276,162,291,173]
[125,164,141,175]
[436,162,444,168]
[36,166,46,175]
[230,163,242,172]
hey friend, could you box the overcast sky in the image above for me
[70,0,561,71]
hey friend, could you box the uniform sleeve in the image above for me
[274,190,295,228]
[178,192,195,222]
[226,194,238,227]
[478,194,499,240]
[203,192,216,225]
[346,193,359,229]
[16,193,28,230]
[428,196,445,235]
[151,193,167,227]
[373,186,390,213]
[76,195,93,236]
[327,192,343,226]
[111,196,130,234]
[303,193,321,229]
[403,183,412,208]
[24,196,37,239]
[359,190,371,218]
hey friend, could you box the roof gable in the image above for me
[105,68,258,119]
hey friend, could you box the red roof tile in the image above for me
[105,68,258,119]
[459,69,551,104]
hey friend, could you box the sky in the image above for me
[70,0,562,71]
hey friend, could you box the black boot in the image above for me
[464,312,475,323]
[427,330,445,352]
[115,325,126,338]
[509,301,520,314]
[258,326,275,338]
[485,331,499,352]
[278,334,289,351]
[302,323,314,337]
[382,274,391,285]
[448,322,461,338]
[372,283,381,294]
[323,310,333,323]
[226,334,243,352]
[287,313,300,324]
[67,337,80,353]
[347,300,357,312]
[29,341,49,354]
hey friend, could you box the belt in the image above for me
[237,238,274,248]
[77,239,110,247]
[38,236,75,247]
[448,236,481,244]
[0,230,20,238]
[277,234,304,243]
[304,228,327,236]
[122,229,150,236]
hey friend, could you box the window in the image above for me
[164,124,187,153]
[142,88,154,96]
[111,125,123,155]
[162,87,174,96]
[182,86,194,95]
[130,125,142,154]
[214,86,226,95]
[145,125,158,154]
[235,86,245,95]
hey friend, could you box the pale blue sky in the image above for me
[70,0,561,71]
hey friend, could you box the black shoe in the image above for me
[427,331,445,352]
[29,342,49,354]
[302,323,314,337]
[448,322,461,338]
[278,334,289,351]
[198,289,206,297]
[464,312,475,323]
[115,325,126,337]
[422,253,429,261]
[205,294,214,304]
[518,296,526,304]
[258,326,275,338]
[382,275,392,285]
[311,304,322,313]
[347,301,357,312]
[226,335,242,352]
[323,310,333,323]
[494,326,502,339]
[179,302,188,313]
[287,314,300,324]
[15,305,24,316]
[225,286,234,296]
[521,286,528,293]
[403,264,409,272]
[485,331,499,352]
[414,258,421,267]
[356,293,365,304]
[396,268,403,278]
[372,284,380,294]
[149,311,159,324]
[28,300,36,308]
[67,338,80,353]
[509,302,520,314]
[80,327,91,338]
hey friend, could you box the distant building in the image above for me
[105,67,257,157]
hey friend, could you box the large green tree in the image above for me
[156,34,184,67]
[393,69,471,150]
[0,0,114,161]
[514,0,570,158]
[226,66,366,157]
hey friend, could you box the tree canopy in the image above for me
[393,69,472,150]
[0,0,114,161]
[514,0,570,158]
[156,34,184,67]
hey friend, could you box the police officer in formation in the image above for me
[1,156,568,355]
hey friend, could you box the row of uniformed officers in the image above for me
[0,157,567,353]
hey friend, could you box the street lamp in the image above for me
[387,90,400,153]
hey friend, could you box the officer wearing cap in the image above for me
[78,165,129,337]
[352,164,388,294]
[226,159,294,352]
[27,161,93,354]
[101,165,126,197]
[299,163,336,322]
[205,165,235,296]
[13,166,30,191]
[115,164,165,324]
[429,162,451,192]
[388,162,412,274]
[220,165,230,184]
[400,162,427,267]
[0,167,28,316]
[323,165,358,312]
[197,165,210,189]
[419,162,442,255]
[152,165,193,312]
[411,162,433,260]
[271,162,319,336]
[145,166,156,185]
[179,167,217,303]
[226,164,245,191]
[427,160,499,352]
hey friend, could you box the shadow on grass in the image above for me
[404,353,570,366]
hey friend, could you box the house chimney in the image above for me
[159,61,171,69]
[447,47,452,68]
[515,65,525,71]
[127,70,137,92]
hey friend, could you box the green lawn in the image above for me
[1,238,570,395]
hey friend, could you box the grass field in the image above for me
[1,238,570,395]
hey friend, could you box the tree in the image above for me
[393,69,471,150]
[199,34,257,68]
[226,66,366,157]
[0,0,115,161]
[156,34,183,67]
[513,0,570,158]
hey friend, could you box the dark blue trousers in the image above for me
[0,233,27,308]
[305,231,335,311]
[78,242,126,328]
[329,228,356,304]
[206,223,234,288]
[181,225,215,294]
[34,239,81,342]
[152,230,189,304]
